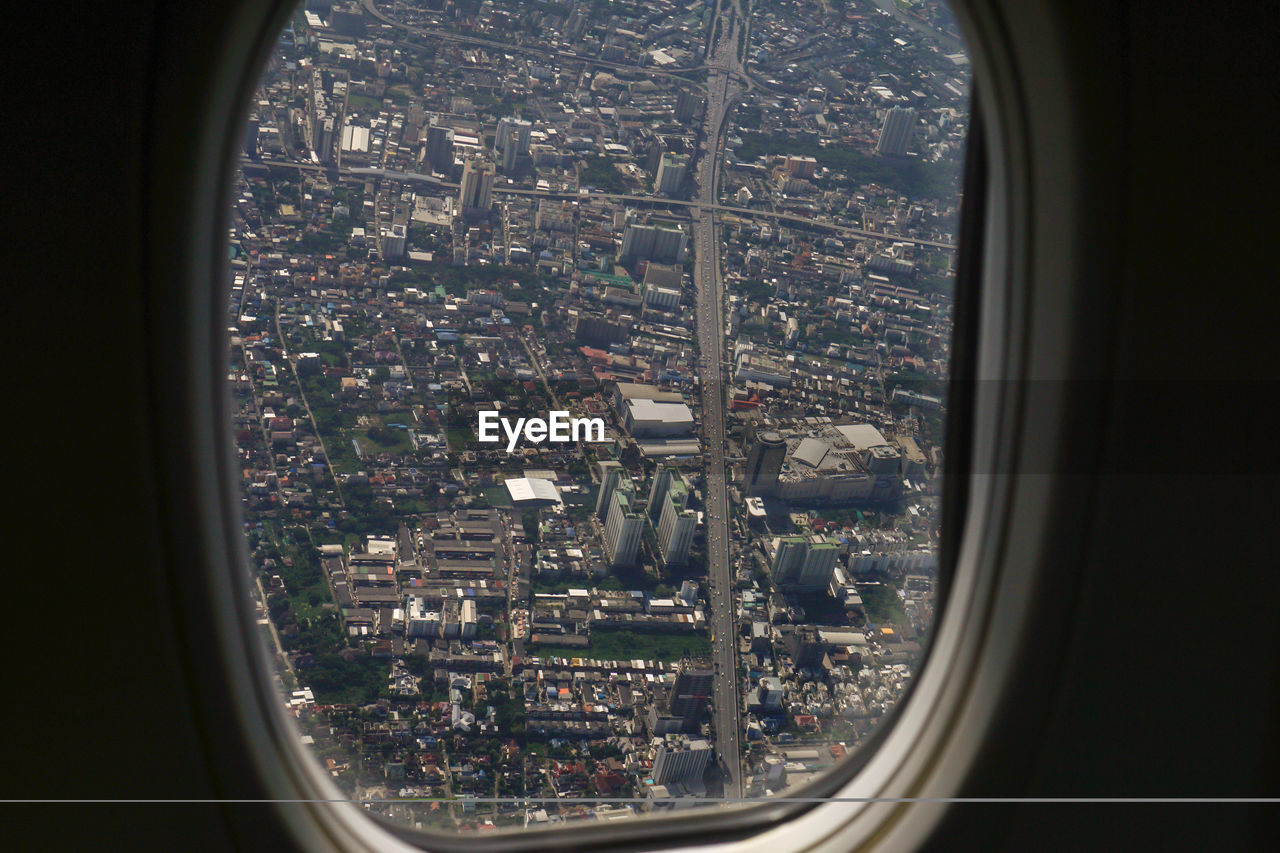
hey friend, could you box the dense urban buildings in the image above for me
[232,0,967,833]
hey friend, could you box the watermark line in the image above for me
[0,797,1277,804]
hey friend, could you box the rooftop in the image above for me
[504,477,562,506]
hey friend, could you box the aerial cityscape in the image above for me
[229,0,968,832]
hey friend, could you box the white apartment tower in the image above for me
[648,465,675,522]
[771,535,841,591]
[876,106,918,156]
[379,222,406,259]
[459,155,496,214]
[652,738,713,786]
[595,460,624,521]
[655,153,688,195]
[496,116,532,172]
[604,476,644,568]
[657,481,697,568]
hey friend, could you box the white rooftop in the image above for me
[793,437,832,468]
[628,399,694,425]
[835,423,890,451]
[504,477,562,505]
[366,537,396,555]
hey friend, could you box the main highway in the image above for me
[694,0,748,801]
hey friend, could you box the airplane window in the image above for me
[227,0,970,839]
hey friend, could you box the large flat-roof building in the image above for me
[613,382,684,413]
[625,398,694,437]
[734,352,791,387]
[504,477,562,507]
[614,383,694,437]
[620,221,687,262]
[767,421,904,505]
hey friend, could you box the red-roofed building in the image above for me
[594,769,627,796]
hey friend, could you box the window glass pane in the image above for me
[229,0,968,833]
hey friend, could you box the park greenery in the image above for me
[734,131,959,200]
[578,155,630,193]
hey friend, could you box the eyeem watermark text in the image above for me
[477,411,606,452]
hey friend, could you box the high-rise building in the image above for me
[642,262,683,309]
[595,460,623,520]
[771,535,841,591]
[574,313,630,347]
[745,431,787,496]
[735,351,792,388]
[876,106,918,156]
[243,115,260,159]
[643,283,682,311]
[786,626,830,670]
[657,480,697,568]
[497,117,531,173]
[313,115,335,163]
[646,137,668,176]
[784,155,818,178]
[535,198,575,232]
[379,222,406,259]
[458,156,495,215]
[747,676,785,713]
[620,221,688,262]
[440,599,462,639]
[494,118,514,154]
[642,262,683,289]
[406,596,441,638]
[655,153,689,195]
[651,737,713,786]
[460,598,478,640]
[648,466,676,522]
[491,116,527,153]
[603,476,644,568]
[674,88,705,123]
[647,658,712,735]
[425,123,455,171]
[670,657,714,725]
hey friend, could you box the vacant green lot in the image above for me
[346,93,383,112]
[351,421,413,457]
[480,485,513,508]
[447,425,473,452]
[529,629,711,663]
[858,583,908,626]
